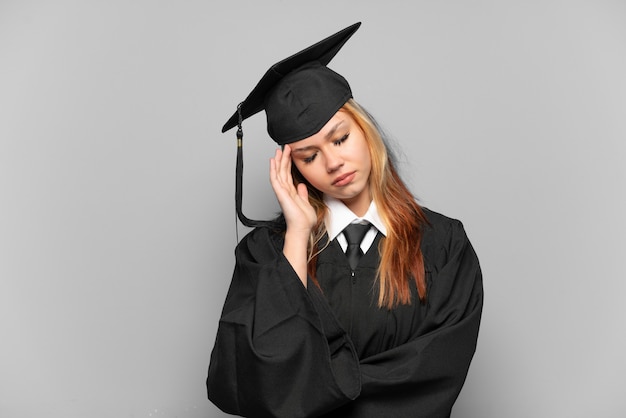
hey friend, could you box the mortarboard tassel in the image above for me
[235,103,279,228]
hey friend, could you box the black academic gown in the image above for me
[207,208,483,418]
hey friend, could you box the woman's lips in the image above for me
[332,171,356,187]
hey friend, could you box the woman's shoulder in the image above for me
[420,206,472,254]
[236,220,287,258]
[421,206,465,231]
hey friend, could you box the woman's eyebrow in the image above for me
[324,121,344,140]
[291,145,315,154]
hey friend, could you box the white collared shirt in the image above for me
[324,195,387,253]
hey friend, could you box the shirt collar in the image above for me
[324,195,387,241]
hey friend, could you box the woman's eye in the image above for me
[333,133,349,146]
[303,153,317,164]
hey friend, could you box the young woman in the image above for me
[207,22,483,418]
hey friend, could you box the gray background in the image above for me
[1,1,625,417]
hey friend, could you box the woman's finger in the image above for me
[277,145,291,185]
[282,144,294,186]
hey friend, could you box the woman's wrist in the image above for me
[283,229,310,287]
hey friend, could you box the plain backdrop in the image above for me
[1,1,625,417]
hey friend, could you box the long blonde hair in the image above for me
[291,99,428,309]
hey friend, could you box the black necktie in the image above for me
[343,223,370,270]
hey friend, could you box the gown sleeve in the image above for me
[325,216,483,418]
[206,227,361,418]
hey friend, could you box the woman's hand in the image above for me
[270,145,316,287]
[270,145,317,234]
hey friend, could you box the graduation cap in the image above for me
[223,22,362,227]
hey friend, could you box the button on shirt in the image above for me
[324,195,387,253]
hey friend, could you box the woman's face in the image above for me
[289,109,372,215]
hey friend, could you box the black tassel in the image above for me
[234,102,280,229]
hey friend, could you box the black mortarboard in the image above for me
[223,22,362,227]
[222,21,361,144]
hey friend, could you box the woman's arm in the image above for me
[269,144,316,287]
[207,228,361,418]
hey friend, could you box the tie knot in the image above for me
[343,223,370,246]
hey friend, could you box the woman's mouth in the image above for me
[332,171,356,187]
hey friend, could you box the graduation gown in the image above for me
[207,208,483,418]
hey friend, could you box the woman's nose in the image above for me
[325,150,344,173]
